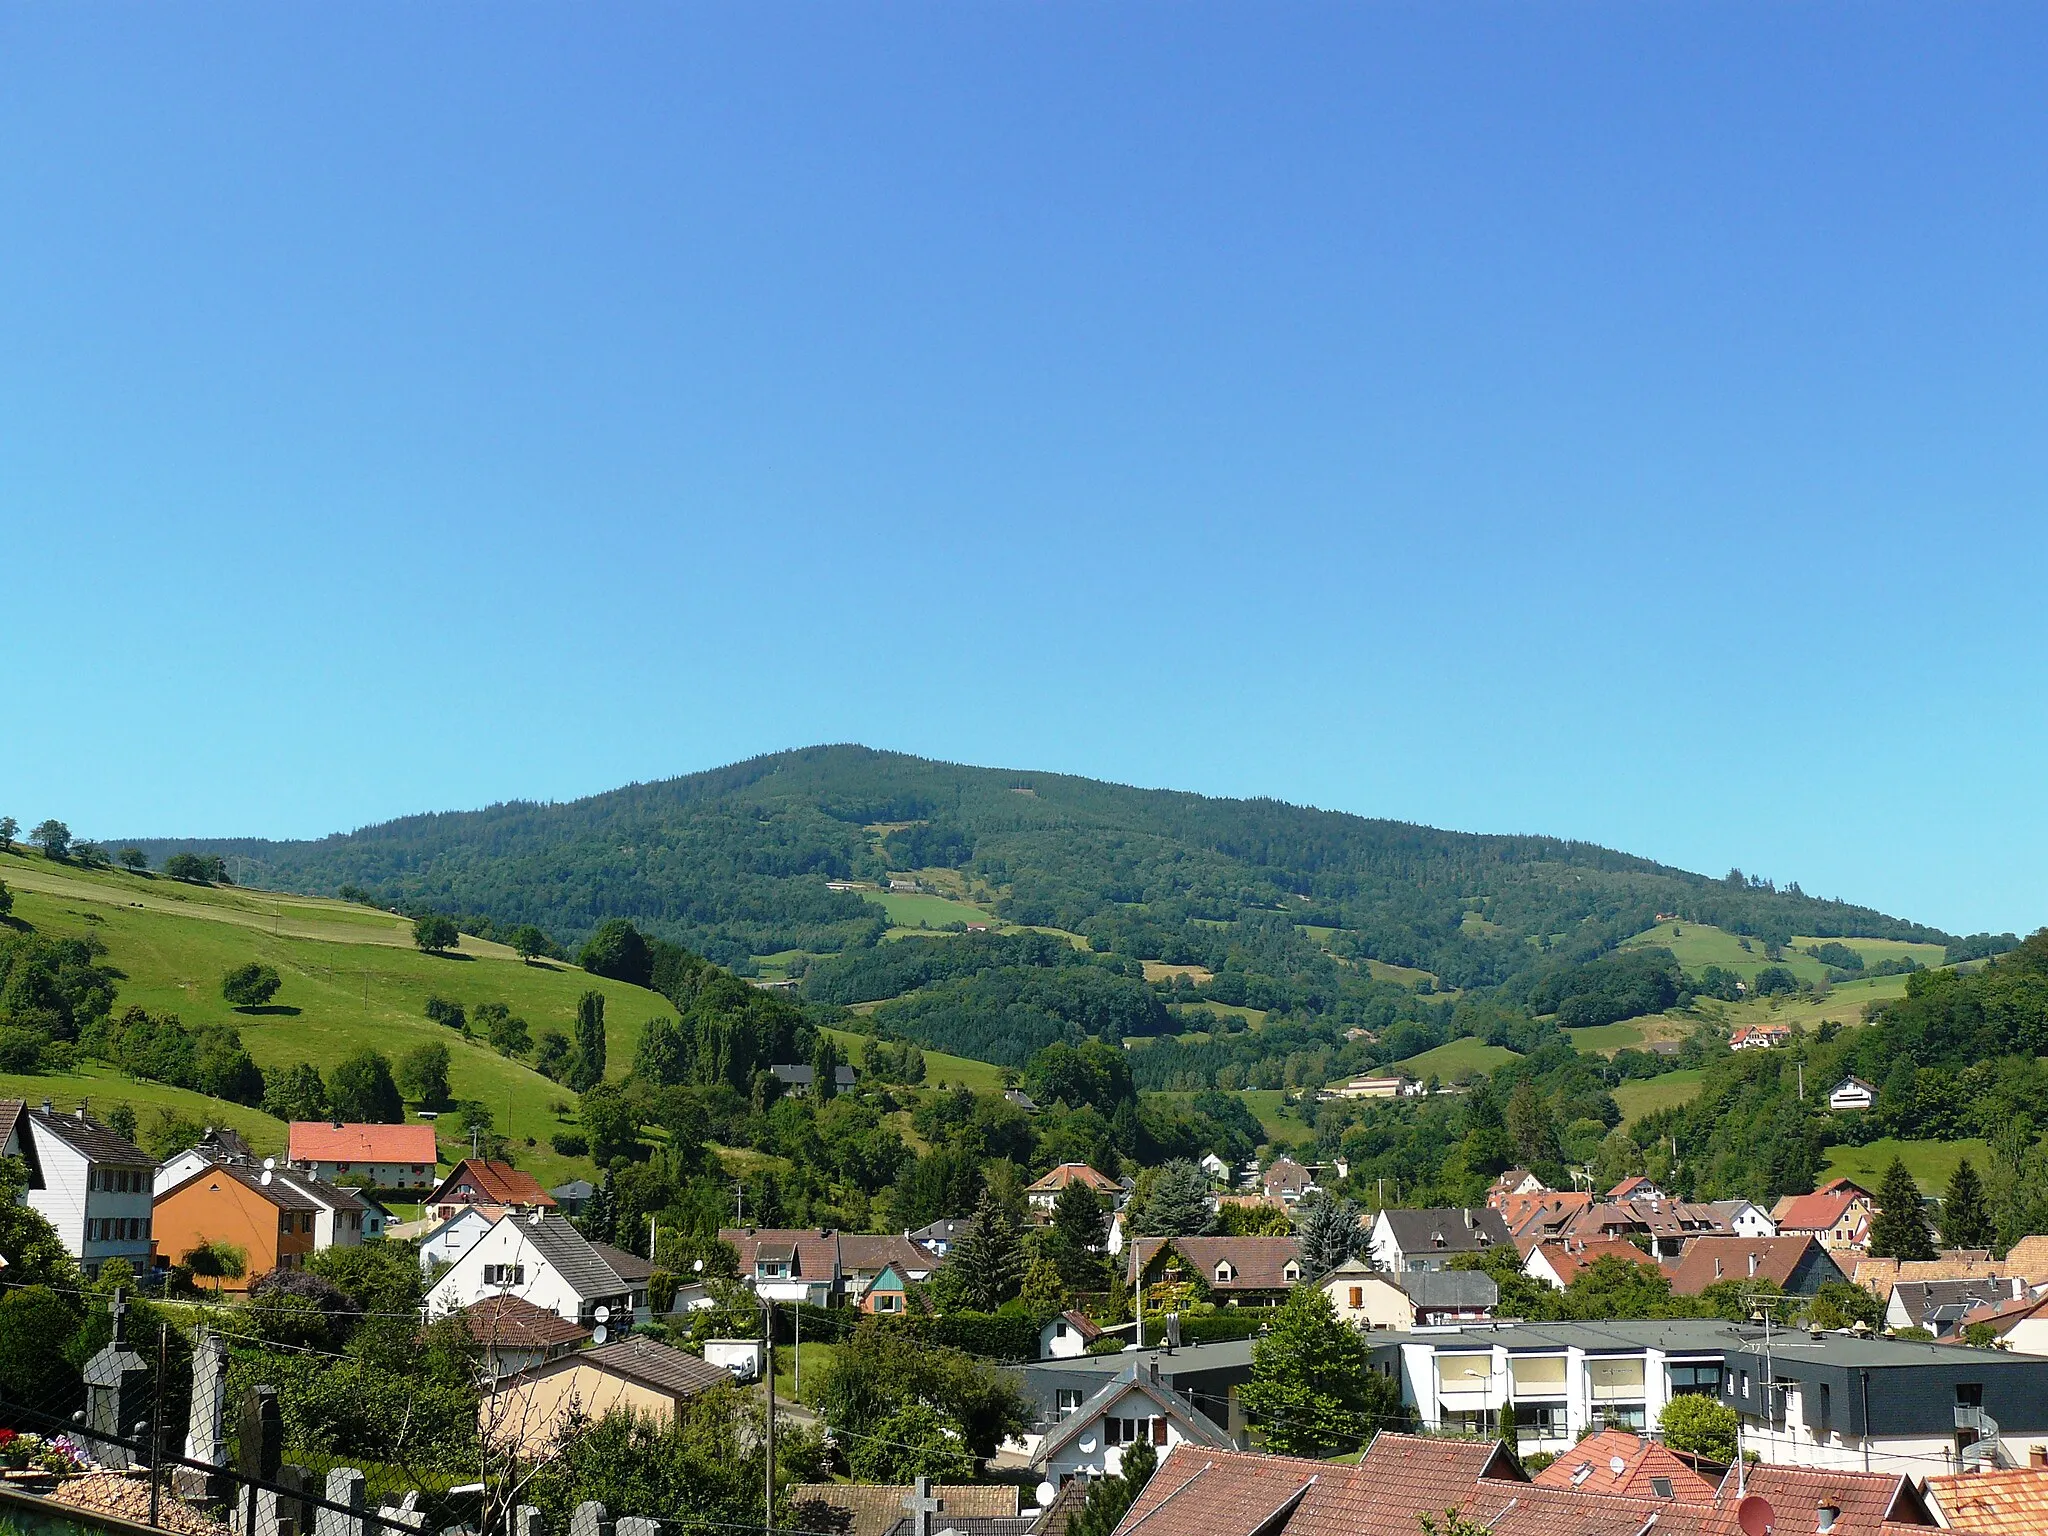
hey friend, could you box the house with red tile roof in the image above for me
[1522,1236,1659,1290]
[1500,1189,1593,1253]
[288,1121,440,1189]
[1532,1429,1718,1501]
[1608,1175,1666,1202]
[1924,1461,2048,1535]
[427,1158,556,1221]
[1025,1163,1121,1214]
[1732,1023,1792,1051]
[1667,1235,1847,1299]
[1772,1177,1876,1251]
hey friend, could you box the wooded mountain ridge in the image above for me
[122,744,1953,982]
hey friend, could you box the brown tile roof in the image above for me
[722,1227,843,1279]
[839,1233,936,1276]
[1773,1178,1874,1236]
[1667,1235,1842,1295]
[1528,1237,1657,1285]
[1719,1462,1932,1534]
[1924,1467,2048,1536]
[1128,1235,1303,1293]
[1500,1190,1591,1251]
[461,1293,592,1351]
[288,1121,438,1165]
[573,1334,730,1399]
[790,1486,1017,1536]
[1532,1430,1718,1501]
[1026,1162,1120,1195]
[587,1240,656,1285]
[432,1158,555,1208]
[1957,1287,2048,1335]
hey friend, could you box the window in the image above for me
[1511,1403,1564,1435]
[1056,1390,1084,1417]
[1650,1479,1674,1500]
[1283,1264,1300,1283]
[1668,1363,1723,1397]
[483,1264,526,1286]
[1215,1262,1234,1283]
[1348,1286,1364,1308]
[1055,1321,1069,1337]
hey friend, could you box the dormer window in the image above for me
[1283,1263,1300,1283]
[1215,1262,1235,1283]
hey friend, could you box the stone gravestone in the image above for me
[82,1290,150,1470]
[614,1519,659,1536]
[569,1501,610,1536]
[513,1506,544,1536]
[236,1387,283,1536]
[177,1327,233,1503]
[316,1468,367,1536]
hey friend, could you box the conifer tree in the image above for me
[1296,1194,1362,1276]
[1869,1157,1935,1261]
[951,1190,1025,1311]
[570,990,608,1092]
[1941,1157,1994,1252]
[1132,1159,1213,1237]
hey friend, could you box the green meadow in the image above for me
[1613,1069,1703,1126]
[1392,1038,1520,1079]
[1821,1136,1994,1194]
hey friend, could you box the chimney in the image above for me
[1714,1259,1723,1281]
[1817,1504,1839,1534]
[40,1100,51,1115]
[1749,1252,1759,1278]
[2030,1445,2047,1469]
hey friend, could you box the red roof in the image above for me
[289,1122,438,1165]
[1533,1431,1718,1501]
[1774,1178,1874,1237]
[460,1294,591,1350]
[1667,1235,1843,1295]
[1025,1162,1120,1194]
[430,1158,555,1209]
[1528,1238,1657,1286]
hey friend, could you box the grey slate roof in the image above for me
[1892,1279,2018,1331]
[1377,1207,1513,1256]
[29,1107,151,1166]
[589,1239,656,1284]
[576,1335,730,1398]
[1397,1269,1499,1309]
[521,1213,632,1300]
[771,1064,859,1089]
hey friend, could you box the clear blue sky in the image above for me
[4,5,2044,936]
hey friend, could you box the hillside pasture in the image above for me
[1822,1136,1994,1195]
[0,1061,289,1156]
[0,856,691,1185]
[819,1026,1005,1092]
[1613,1069,1703,1126]
[870,890,1000,931]
[1393,1038,1519,1079]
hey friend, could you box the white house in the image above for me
[1018,1362,1233,1480]
[419,1206,502,1275]
[1367,1207,1514,1273]
[287,1121,439,1191]
[1710,1199,1779,1239]
[1828,1076,1877,1112]
[1198,1153,1232,1184]
[426,1211,635,1333]
[1040,1310,1106,1360]
[12,1102,155,1274]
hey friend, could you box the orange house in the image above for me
[153,1163,320,1289]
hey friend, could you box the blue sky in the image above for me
[4,5,2045,936]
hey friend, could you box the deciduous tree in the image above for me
[1658,1394,1738,1463]
[221,962,282,1008]
[327,1049,404,1123]
[397,1041,453,1108]
[1240,1285,1402,1455]
[29,820,70,860]
[413,913,460,954]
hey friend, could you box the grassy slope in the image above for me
[0,1061,288,1153]
[1823,1137,1993,1194]
[1393,1038,1520,1078]
[1621,920,1944,986]
[816,1026,1005,1093]
[0,849,692,1185]
[1613,1069,1704,1126]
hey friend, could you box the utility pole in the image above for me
[735,1177,747,1228]
[762,1298,776,1536]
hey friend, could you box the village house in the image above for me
[1012,1359,1234,1481]
[722,1227,843,1306]
[482,1334,729,1455]
[1885,1277,2030,1338]
[1497,1189,1593,1252]
[788,1485,1019,1536]
[859,1262,910,1315]
[1039,1310,1104,1359]
[1772,1176,1877,1251]
[1955,1289,2048,1355]
[427,1210,636,1333]
[418,1204,503,1272]
[1025,1162,1121,1216]
[287,1120,439,1190]
[459,1292,592,1380]
[1485,1169,1548,1207]
[1128,1235,1303,1305]
[1828,1075,1878,1112]
[587,1239,657,1325]
[9,1101,156,1274]
[1731,1023,1792,1050]
[1522,1237,1659,1291]
[1366,1206,1513,1273]
[769,1063,859,1097]
[1259,1156,1316,1204]
[1665,1234,1848,1299]
[1529,1428,1719,1502]
[906,1217,971,1256]
[152,1161,325,1286]
[425,1158,557,1222]
[1322,1073,1414,1100]
[1924,1462,2048,1534]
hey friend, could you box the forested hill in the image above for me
[127,744,1951,979]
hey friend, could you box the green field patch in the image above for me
[1703,973,1913,1035]
[1567,1020,1647,1054]
[0,1061,289,1155]
[1232,1089,1298,1141]
[1613,1069,1703,1126]
[1790,935,1947,969]
[818,1026,1005,1092]
[1621,920,1937,990]
[1392,1038,1519,1079]
[1822,1137,1993,1195]
[869,890,1000,930]
[3,871,685,1186]
[1175,1001,1268,1030]
[1365,959,1442,990]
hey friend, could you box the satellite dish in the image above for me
[595,1305,611,1323]
[1034,1483,1056,1509]
[1609,1457,1626,1477]
[592,1324,609,1344]
[1737,1495,1776,1536]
